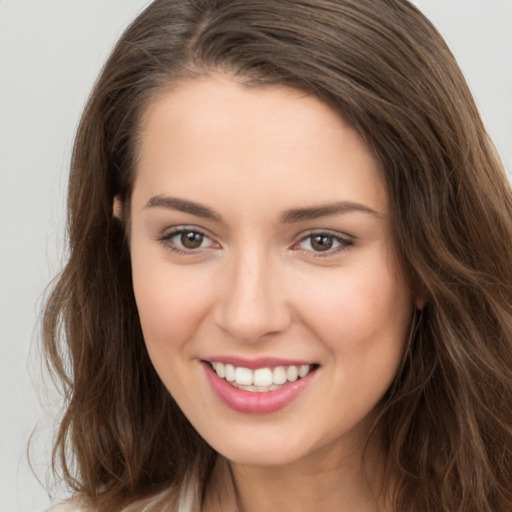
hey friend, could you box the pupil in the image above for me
[311,235,332,251]
[181,231,203,249]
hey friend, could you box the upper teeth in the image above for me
[211,362,311,390]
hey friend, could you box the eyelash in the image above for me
[292,230,354,257]
[157,227,354,257]
[157,227,218,255]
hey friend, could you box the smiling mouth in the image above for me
[206,361,319,392]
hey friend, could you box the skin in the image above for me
[124,75,417,511]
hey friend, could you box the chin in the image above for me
[220,446,305,468]
[196,425,296,466]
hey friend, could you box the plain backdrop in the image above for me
[0,1,510,511]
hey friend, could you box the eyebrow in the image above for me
[280,202,381,223]
[145,195,380,223]
[145,195,223,221]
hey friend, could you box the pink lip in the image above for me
[202,361,317,414]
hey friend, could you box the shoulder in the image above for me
[44,498,93,512]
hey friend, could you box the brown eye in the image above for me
[180,231,204,249]
[310,234,334,251]
[159,227,218,255]
[294,231,352,256]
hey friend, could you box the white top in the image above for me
[44,501,89,512]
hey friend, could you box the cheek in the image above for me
[295,256,413,356]
[130,251,213,358]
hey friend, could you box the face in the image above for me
[127,76,414,468]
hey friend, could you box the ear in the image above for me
[409,272,428,311]
[415,295,427,311]
[113,196,124,220]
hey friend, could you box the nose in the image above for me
[214,249,292,343]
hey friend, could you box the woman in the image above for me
[44,0,512,511]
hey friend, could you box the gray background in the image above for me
[1,1,510,511]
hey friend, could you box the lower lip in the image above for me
[203,362,316,414]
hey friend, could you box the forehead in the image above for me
[133,76,387,215]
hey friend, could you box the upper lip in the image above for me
[202,356,316,370]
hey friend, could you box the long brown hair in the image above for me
[43,1,512,510]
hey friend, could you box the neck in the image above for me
[203,437,392,512]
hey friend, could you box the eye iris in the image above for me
[181,231,203,249]
[311,234,333,251]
